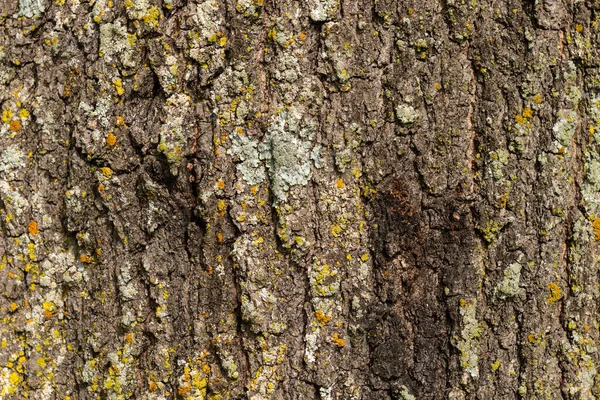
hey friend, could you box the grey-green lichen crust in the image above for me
[228,108,317,203]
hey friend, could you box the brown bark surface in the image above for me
[1,0,600,398]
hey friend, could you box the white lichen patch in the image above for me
[495,263,522,300]
[17,0,46,18]
[194,1,222,42]
[309,0,338,22]
[0,146,25,174]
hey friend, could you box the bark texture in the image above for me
[1,0,600,398]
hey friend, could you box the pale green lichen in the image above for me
[17,0,45,18]
[259,110,314,203]
[227,130,266,185]
[552,109,577,148]
[489,149,509,181]
[455,298,481,383]
[194,0,222,42]
[0,146,25,174]
[157,93,191,174]
[395,104,418,126]
[99,22,136,68]
[395,385,416,400]
[495,262,521,300]
[581,151,600,214]
[309,0,339,21]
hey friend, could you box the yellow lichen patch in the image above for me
[575,24,583,32]
[522,107,532,119]
[28,221,39,235]
[113,78,124,96]
[547,282,562,304]
[37,357,46,368]
[42,301,56,313]
[9,302,18,312]
[315,310,330,325]
[360,253,369,262]
[19,108,30,118]
[592,217,600,241]
[100,167,113,177]
[332,333,345,347]
[336,179,345,189]
[142,6,160,27]
[532,94,542,104]
[330,224,342,237]
[219,36,227,46]
[491,360,501,371]
[9,371,20,384]
[9,119,21,132]
[115,115,125,126]
[216,180,225,190]
[106,132,117,146]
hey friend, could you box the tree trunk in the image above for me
[1,0,599,398]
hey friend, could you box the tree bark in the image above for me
[1,0,599,398]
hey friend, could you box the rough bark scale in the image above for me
[1,0,600,398]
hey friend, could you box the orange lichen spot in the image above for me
[547,282,562,304]
[575,24,583,32]
[28,221,39,235]
[178,385,191,395]
[336,179,345,189]
[299,32,307,41]
[216,180,225,190]
[217,232,223,242]
[522,107,532,119]
[115,115,125,126]
[593,217,600,241]
[98,184,105,191]
[332,333,345,347]
[9,119,21,132]
[149,382,158,391]
[125,333,133,343]
[527,333,535,343]
[79,254,92,263]
[315,310,331,325]
[9,302,18,312]
[106,132,117,146]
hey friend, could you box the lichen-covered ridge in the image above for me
[1,0,600,399]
